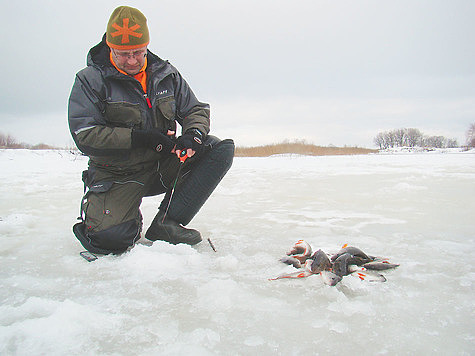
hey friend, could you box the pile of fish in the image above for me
[270,240,399,286]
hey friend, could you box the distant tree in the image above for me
[10,136,26,148]
[423,135,446,148]
[0,132,30,149]
[373,132,386,149]
[435,136,446,148]
[466,123,475,147]
[0,133,22,148]
[385,130,397,148]
[394,128,406,147]
[405,128,423,147]
[446,138,458,148]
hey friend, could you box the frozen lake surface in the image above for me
[1,149,474,355]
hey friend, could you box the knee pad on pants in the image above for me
[73,219,141,255]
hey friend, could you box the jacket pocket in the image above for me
[154,96,177,132]
[105,101,143,129]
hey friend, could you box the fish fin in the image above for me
[342,243,348,248]
[269,270,314,280]
[350,270,387,283]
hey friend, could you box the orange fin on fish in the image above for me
[350,270,387,283]
[269,270,314,281]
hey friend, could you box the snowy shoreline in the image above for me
[1,145,474,158]
[377,146,475,155]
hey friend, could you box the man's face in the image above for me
[110,46,147,75]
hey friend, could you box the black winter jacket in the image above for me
[68,35,210,174]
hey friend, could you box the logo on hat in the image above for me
[111,18,143,44]
[106,6,149,49]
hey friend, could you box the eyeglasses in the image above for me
[112,48,147,60]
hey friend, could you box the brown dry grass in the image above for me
[235,140,377,157]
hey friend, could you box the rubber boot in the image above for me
[145,212,202,245]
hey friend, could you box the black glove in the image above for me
[175,129,205,157]
[131,129,175,153]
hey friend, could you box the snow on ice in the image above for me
[0,148,474,355]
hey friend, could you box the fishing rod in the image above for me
[161,148,217,252]
[161,149,188,223]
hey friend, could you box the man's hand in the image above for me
[131,128,175,153]
[175,129,204,159]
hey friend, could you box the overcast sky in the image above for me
[1,0,474,148]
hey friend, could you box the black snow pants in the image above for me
[73,136,234,255]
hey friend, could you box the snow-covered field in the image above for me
[0,149,474,355]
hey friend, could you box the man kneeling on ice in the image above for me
[68,6,234,255]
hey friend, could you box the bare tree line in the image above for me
[0,132,57,150]
[0,132,22,148]
[373,128,461,149]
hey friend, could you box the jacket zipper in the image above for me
[144,93,152,108]
[116,74,152,109]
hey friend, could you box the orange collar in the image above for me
[109,52,148,93]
